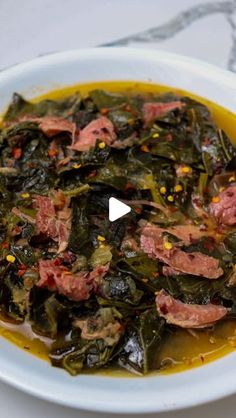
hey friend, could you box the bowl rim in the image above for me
[0,47,236,414]
[1,46,236,84]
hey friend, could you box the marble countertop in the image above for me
[1,0,236,71]
[1,0,236,417]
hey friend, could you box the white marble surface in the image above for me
[1,0,236,416]
[1,0,236,71]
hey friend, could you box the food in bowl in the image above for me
[0,81,236,377]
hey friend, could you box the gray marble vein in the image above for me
[102,0,236,72]
[227,11,236,71]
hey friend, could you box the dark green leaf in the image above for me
[118,309,165,374]
[90,89,126,109]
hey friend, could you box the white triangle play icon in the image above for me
[109,197,131,222]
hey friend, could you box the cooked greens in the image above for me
[0,87,235,376]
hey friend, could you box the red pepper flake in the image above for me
[19,263,26,270]
[125,182,135,191]
[18,264,27,277]
[54,258,62,266]
[203,238,215,252]
[88,170,97,178]
[100,108,109,115]
[140,145,149,153]
[12,148,22,159]
[11,226,22,236]
[48,149,57,158]
[28,162,36,169]
[118,323,125,332]
[125,104,132,112]
[1,241,9,249]
[124,104,139,117]
[134,207,142,214]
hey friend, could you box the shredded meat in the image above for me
[70,116,116,151]
[156,289,228,328]
[34,190,72,253]
[74,311,122,346]
[37,259,109,301]
[143,101,184,126]
[209,185,236,226]
[167,224,210,245]
[140,224,223,279]
[141,223,208,246]
[20,115,76,140]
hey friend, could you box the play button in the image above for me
[109,197,131,222]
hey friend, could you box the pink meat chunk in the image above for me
[34,190,72,253]
[20,115,76,139]
[156,289,228,328]
[141,223,208,246]
[140,224,223,279]
[37,259,109,301]
[70,116,117,151]
[143,101,184,126]
[209,185,236,226]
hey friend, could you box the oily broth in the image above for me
[0,81,236,376]
[0,315,51,361]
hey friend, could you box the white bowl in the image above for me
[0,48,236,414]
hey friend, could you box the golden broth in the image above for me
[1,81,236,376]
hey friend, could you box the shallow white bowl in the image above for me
[0,48,236,414]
